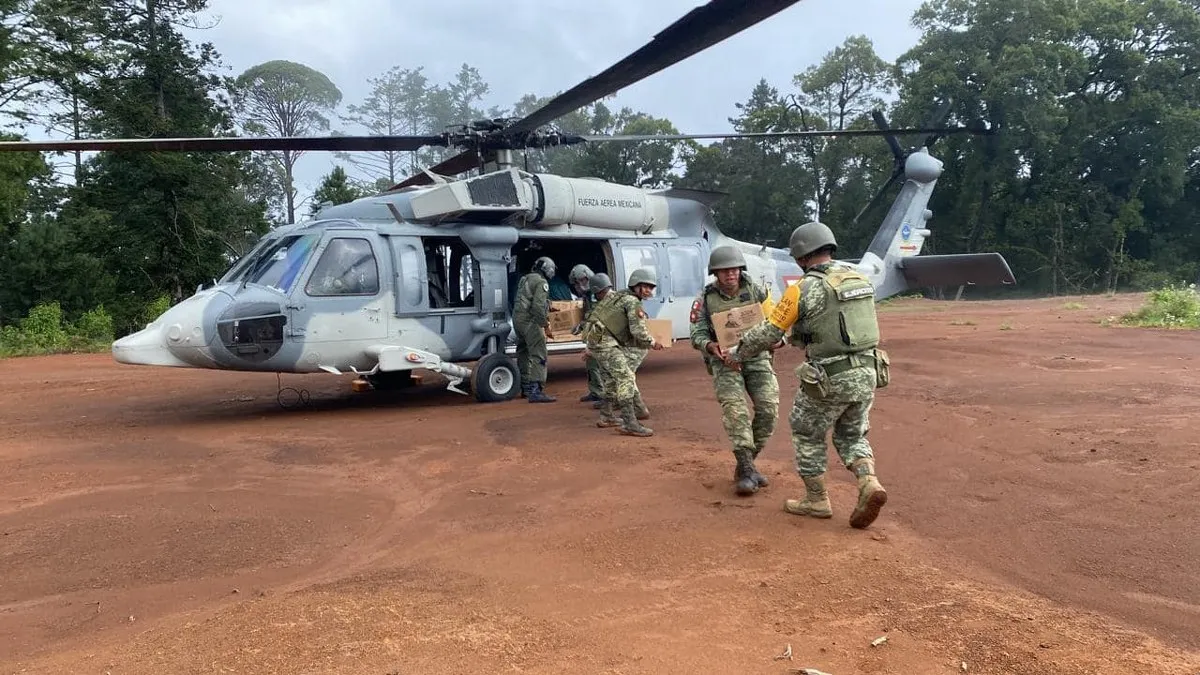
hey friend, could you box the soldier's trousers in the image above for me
[591,348,646,401]
[515,323,548,385]
[592,345,638,406]
[710,358,779,457]
[585,352,603,398]
[789,366,876,476]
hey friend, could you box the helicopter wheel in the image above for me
[470,352,520,403]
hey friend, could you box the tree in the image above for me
[234,59,342,223]
[336,65,435,186]
[309,165,367,217]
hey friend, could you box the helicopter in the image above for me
[0,0,1015,404]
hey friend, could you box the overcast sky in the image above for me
[178,0,928,205]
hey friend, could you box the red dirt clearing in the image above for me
[1,294,1198,674]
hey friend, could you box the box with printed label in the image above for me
[711,303,764,350]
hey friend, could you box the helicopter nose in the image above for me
[112,288,230,368]
[112,323,192,367]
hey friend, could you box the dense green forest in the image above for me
[1,0,1198,355]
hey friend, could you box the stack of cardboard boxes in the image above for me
[545,299,676,348]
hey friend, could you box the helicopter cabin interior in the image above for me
[506,234,710,317]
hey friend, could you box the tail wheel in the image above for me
[470,352,520,402]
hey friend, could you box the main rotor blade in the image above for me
[387,149,481,190]
[0,135,448,153]
[503,0,803,137]
[853,168,904,225]
[871,111,905,163]
[573,126,992,143]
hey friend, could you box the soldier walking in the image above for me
[583,269,663,436]
[689,245,781,496]
[731,222,889,529]
[513,256,558,403]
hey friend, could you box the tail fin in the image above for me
[858,148,1016,298]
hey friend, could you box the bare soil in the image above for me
[2,293,1198,674]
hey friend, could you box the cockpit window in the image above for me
[305,237,380,297]
[246,234,319,293]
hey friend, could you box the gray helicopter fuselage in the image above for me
[111,160,1015,379]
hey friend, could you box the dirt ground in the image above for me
[2,293,1199,675]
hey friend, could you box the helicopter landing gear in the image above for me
[470,352,521,403]
[364,370,419,391]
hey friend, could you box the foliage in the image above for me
[1119,284,1200,328]
[309,165,368,217]
[234,59,343,224]
[0,301,113,356]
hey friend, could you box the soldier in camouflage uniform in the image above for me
[512,256,557,403]
[730,221,889,529]
[568,263,605,404]
[583,269,664,436]
[689,245,781,496]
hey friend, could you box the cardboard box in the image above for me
[546,299,584,338]
[646,318,673,348]
[712,303,764,350]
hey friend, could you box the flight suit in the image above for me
[690,273,780,493]
[513,271,551,398]
[735,260,889,528]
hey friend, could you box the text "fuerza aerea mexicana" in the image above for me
[577,197,643,209]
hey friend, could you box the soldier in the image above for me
[583,269,663,436]
[512,256,557,403]
[689,245,781,496]
[568,263,604,404]
[730,221,889,529]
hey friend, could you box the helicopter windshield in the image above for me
[235,234,320,293]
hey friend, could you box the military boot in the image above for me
[749,445,769,488]
[527,382,557,403]
[784,475,833,518]
[733,450,759,496]
[596,400,620,428]
[579,392,600,403]
[617,403,653,437]
[633,392,651,420]
[848,458,887,529]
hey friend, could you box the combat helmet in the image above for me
[788,221,838,260]
[627,268,657,289]
[589,272,613,294]
[569,263,593,286]
[533,256,557,279]
[707,245,747,273]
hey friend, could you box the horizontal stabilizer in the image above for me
[648,187,728,207]
[899,253,1016,288]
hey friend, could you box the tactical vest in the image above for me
[791,263,880,359]
[591,290,637,343]
[702,274,767,331]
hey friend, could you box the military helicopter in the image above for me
[0,0,1015,403]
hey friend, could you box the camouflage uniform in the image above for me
[583,270,657,436]
[734,221,888,529]
[690,268,780,496]
[513,256,557,403]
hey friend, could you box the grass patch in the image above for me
[1061,301,1086,310]
[1118,284,1200,329]
[0,302,115,357]
[949,319,976,326]
[999,321,1013,330]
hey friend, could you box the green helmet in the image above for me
[707,245,746,273]
[627,268,657,289]
[788,221,838,259]
[568,264,593,286]
[589,272,613,293]
[533,256,556,279]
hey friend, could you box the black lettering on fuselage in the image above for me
[577,197,643,209]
